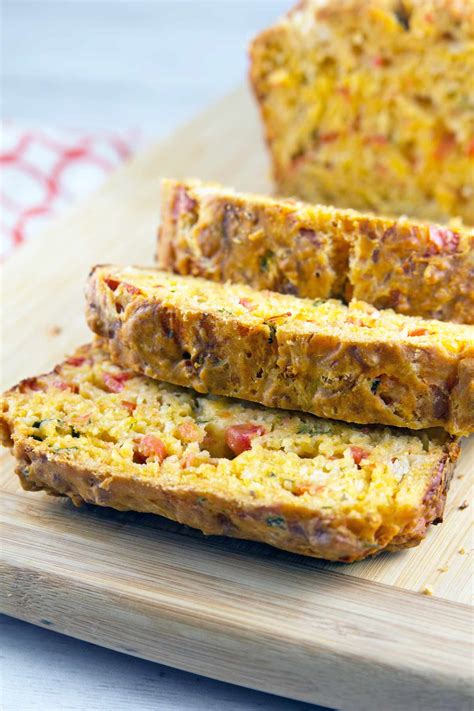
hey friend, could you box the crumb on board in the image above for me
[437,566,449,573]
[48,325,62,337]
[457,474,464,479]
[421,586,433,596]
[458,548,466,555]
[458,500,469,510]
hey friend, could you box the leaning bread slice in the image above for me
[0,341,459,562]
[86,265,474,435]
[158,178,474,324]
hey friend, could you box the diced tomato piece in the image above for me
[52,380,79,394]
[19,377,44,393]
[178,421,203,443]
[266,312,292,321]
[434,133,456,161]
[121,400,137,414]
[103,372,133,393]
[372,55,384,68]
[225,424,266,456]
[293,483,325,496]
[122,282,142,296]
[364,134,388,146]
[467,138,474,158]
[427,226,459,254]
[134,435,168,463]
[66,357,86,367]
[71,412,93,423]
[337,86,351,99]
[239,298,255,311]
[105,277,141,296]
[319,132,339,144]
[408,328,428,337]
[350,446,370,466]
[105,277,120,291]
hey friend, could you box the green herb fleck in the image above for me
[370,378,381,394]
[266,515,286,528]
[297,422,321,436]
[70,426,81,438]
[31,434,43,442]
[265,322,277,344]
[218,308,233,316]
[312,299,324,307]
[32,420,42,428]
[267,472,277,478]
[259,250,274,272]
[196,496,207,505]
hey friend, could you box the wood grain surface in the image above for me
[1,86,473,711]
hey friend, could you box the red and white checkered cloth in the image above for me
[1,122,141,259]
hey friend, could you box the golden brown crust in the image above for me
[4,435,457,563]
[157,179,474,323]
[249,0,474,224]
[86,266,474,434]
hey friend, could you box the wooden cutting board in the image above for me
[1,87,473,711]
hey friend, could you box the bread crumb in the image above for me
[458,547,466,555]
[458,500,469,510]
[437,566,448,573]
[48,325,62,337]
[457,474,464,479]
[421,586,433,596]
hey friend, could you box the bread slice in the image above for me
[249,0,474,224]
[0,341,460,562]
[158,178,474,323]
[86,265,474,435]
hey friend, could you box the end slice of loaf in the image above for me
[249,0,474,224]
[86,265,474,435]
[0,341,460,562]
[158,178,474,323]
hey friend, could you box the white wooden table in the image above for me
[2,2,327,709]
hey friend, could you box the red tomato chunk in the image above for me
[225,424,266,456]
[350,446,370,466]
[103,372,133,393]
[65,357,86,367]
[105,277,120,291]
[134,435,168,463]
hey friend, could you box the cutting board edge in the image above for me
[1,490,473,711]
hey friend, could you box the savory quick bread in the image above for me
[0,341,459,562]
[158,178,474,323]
[86,265,474,435]
[249,0,474,224]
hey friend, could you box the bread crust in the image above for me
[249,0,474,224]
[158,179,474,323]
[86,265,474,435]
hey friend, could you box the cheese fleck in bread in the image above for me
[249,0,474,224]
[158,178,474,323]
[0,341,460,562]
[86,265,474,435]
